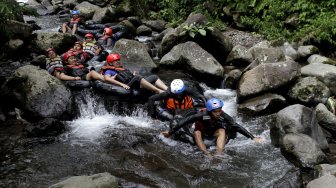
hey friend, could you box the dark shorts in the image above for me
[144,74,159,84]
[81,74,88,80]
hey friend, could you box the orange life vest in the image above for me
[165,96,194,110]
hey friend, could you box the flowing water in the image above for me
[0,88,293,187]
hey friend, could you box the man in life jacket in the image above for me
[61,52,105,81]
[147,79,206,121]
[82,34,108,64]
[63,41,88,65]
[101,54,168,93]
[62,10,81,35]
[162,98,264,158]
[96,28,118,50]
[45,48,82,81]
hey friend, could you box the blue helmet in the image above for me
[206,98,224,111]
[70,10,80,15]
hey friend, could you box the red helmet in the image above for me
[46,48,55,54]
[106,54,121,63]
[104,28,113,36]
[74,41,83,48]
[85,33,94,38]
[63,52,76,61]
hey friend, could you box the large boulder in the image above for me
[237,60,300,102]
[226,45,253,67]
[301,63,336,95]
[1,65,72,120]
[307,54,336,66]
[159,41,224,86]
[306,174,336,188]
[281,133,327,168]
[288,77,331,105]
[33,32,77,54]
[271,104,329,151]
[315,103,336,140]
[75,1,100,20]
[112,39,157,73]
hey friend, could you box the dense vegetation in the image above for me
[144,0,336,48]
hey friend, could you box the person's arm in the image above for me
[104,74,130,89]
[194,130,211,157]
[148,92,168,118]
[105,38,113,50]
[72,23,78,35]
[223,112,256,139]
[168,112,204,135]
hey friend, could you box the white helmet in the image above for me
[170,79,185,94]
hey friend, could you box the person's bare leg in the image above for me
[154,79,168,90]
[86,71,104,81]
[214,128,226,155]
[140,78,163,93]
[62,23,67,33]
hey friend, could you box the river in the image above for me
[0,5,294,187]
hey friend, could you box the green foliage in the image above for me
[145,0,336,46]
[182,23,214,38]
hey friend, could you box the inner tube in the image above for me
[63,80,92,89]
[172,123,216,147]
[92,80,131,95]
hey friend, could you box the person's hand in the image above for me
[253,136,264,143]
[74,77,81,80]
[121,84,130,89]
[204,152,212,159]
[161,131,170,138]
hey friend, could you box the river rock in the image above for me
[297,45,319,59]
[159,41,224,86]
[34,32,77,54]
[238,93,287,115]
[315,103,336,140]
[306,174,336,188]
[226,45,253,67]
[112,39,157,73]
[281,133,327,168]
[1,65,72,120]
[288,77,331,105]
[301,63,336,95]
[75,1,100,20]
[314,164,336,178]
[237,60,300,103]
[49,172,118,188]
[307,54,336,66]
[271,104,329,151]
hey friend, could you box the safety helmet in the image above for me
[70,10,80,15]
[85,33,94,39]
[170,79,185,94]
[46,48,55,55]
[74,41,83,48]
[106,54,121,63]
[206,98,224,112]
[63,52,76,61]
[104,28,113,36]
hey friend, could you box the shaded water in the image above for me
[0,89,293,187]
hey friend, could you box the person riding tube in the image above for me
[148,79,206,121]
[162,98,264,158]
